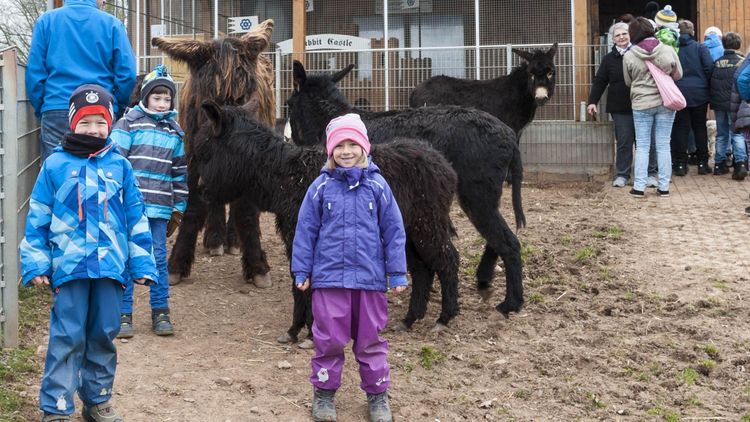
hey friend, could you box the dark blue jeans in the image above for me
[121,218,169,313]
[40,278,123,415]
[40,110,69,163]
[611,112,635,180]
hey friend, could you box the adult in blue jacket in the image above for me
[738,60,750,101]
[672,20,715,174]
[26,0,136,162]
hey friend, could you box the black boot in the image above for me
[733,162,748,180]
[673,162,688,177]
[697,161,712,175]
[714,162,729,175]
[152,308,174,336]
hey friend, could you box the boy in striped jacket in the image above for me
[111,65,187,337]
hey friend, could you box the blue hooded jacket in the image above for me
[703,34,725,62]
[676,33,714,107]
[19,139,158,289]
[291,159,408,291]
[25,0,136,117]
[738,61,750,101]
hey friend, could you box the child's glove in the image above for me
[166,210,183,237]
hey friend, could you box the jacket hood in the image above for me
[679,33,696,46]
[133,104,178,122]
[703,34,722,48]
[321,157,380,177]
[630,38,662,59]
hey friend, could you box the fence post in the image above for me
[506,44,513,75]
[0,48,20,348]
[275,48,282,119]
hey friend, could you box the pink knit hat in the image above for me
[325,113,370,157]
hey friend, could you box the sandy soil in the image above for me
[16,173,750,421]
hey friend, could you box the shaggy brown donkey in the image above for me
[151,19,276,287]
[193,101,460,336]
[287,61,525,318]
[409,44,558,135]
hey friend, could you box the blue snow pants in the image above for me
[39,278,123,415]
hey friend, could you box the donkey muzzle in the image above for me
[534,87,550,106]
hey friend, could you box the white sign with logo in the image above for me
[305,0,314,12]
[227,15,259,34]
[277,34,371,55]
[151,24,166,38]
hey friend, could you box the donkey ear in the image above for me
[241,96,261,118]
[547,42,558,57]
[512,48,533,62]
[293,60,307,87]
[241,19,274,52]
[201,100,224,137]
[331,64,355,83]
[152,37,214,65]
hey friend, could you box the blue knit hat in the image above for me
[140,64,176,107]
[655,5,678,27]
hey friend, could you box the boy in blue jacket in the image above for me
[110,65,188,337]
[19,84,158,422]
[292,114,408,422]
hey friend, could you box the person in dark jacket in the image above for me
[671,19,715,175]
[709,32,747,179]
[292,114,407,422]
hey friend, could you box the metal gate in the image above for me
[0,47,40,348]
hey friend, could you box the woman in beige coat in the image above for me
[623,17,683,197]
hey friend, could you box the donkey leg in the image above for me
[168,170,207,282]
[225,203,242,256]
[399,240,434,330]
[432,239,461,329]
[476,245,499,300]
[203,203,227,256]
[459,191,524,317]
[230,198,271,287]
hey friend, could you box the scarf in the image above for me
[61,133,107,158]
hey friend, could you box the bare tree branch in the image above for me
[0,0,46,64]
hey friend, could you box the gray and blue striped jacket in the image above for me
[111,105,188,219]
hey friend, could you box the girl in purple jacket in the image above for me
[292,113,408,422]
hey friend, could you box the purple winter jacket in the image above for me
[291,159,408,291]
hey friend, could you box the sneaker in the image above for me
[116,314,133,339]
[732,162,748,180]
[697,161,712,175]
[42,414,70,422]
[714,163,730,175]
[82,401,123,422]
[367,392,393,422]
[646,176,658,188]
[151,309,174,336]
[629,188,645,198]
[312,388,337,422]
[612,176,627,188]
[656,189,670,197]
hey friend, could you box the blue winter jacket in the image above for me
[676,34,715,107]
[291,160,408,291]
[738,61,750,101]
[703,34,725,62]
[19,140,158,289]
[110,105,188,219]
[25,0,136,117]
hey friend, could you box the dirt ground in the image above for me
[16,172,750,421]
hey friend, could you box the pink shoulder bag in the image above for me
[644,60,686,111]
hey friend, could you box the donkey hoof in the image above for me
[430,323,448,333]
[277,332,297,344]
[478,287,493,302]
[495,300,523,318]
[168,273,183,286]
[209,245,224,256]
[252,273,272,288]
[298,338,315,349]
[227,246,241,255]
[392,321,410,332]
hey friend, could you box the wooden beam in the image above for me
[54,0,63,8]
[574,0,590,121]
[292,0,305,64]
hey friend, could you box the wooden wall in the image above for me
[699,0,750,53]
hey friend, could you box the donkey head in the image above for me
[512,43,558,106]
[287,60,354,146]
[151,19,276,132]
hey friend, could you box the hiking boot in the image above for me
[41,414,70,422]
[697,161,712,175]
[116,314,133,339]
[732,162,748,180]
[312,388,337,422]
[151,309,174,336]
[714,163,730,175]
[82,401,123,422]
[367,391,393,422]
[673,163,687,177]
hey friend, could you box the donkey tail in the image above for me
[510,142,526,230]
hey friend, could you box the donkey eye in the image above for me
[547,71,554,78]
